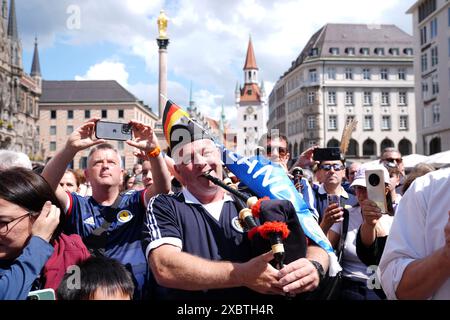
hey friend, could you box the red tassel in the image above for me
[247,226,259,240]
[251,196,270,218]
[258,221,290,240]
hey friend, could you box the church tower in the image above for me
[235,36,267,156]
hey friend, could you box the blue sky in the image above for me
[16,0,416,126]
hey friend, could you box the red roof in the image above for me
[240,83,261,102]
[243,38,258,70]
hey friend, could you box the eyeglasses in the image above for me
[266,146,288,156]
[0,212,32,235]
[319,164,345,171]
[383,158,402,164]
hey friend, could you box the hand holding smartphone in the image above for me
[95,121,132,141]
[365,169,387,213]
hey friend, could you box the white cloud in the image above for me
[75,60,129,88]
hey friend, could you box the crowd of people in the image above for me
[0,118,449,300]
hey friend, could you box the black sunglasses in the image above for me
[319,164,345,171]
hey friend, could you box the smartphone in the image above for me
[27,288,56,300]
[365,169,387,213]
[313,147,341,161]
[95,121,132,141]
[327,194,340,208]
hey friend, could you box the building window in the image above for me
[254,127,258,132]
[382,115,391,130]
[432,74,439,95]
[308,92,315,105]
[422,82,429,100]
[345,68,353,80]
[375,48,385,56]
[50,141,56,151]
[118,109,124,118]
[420,26,427,45]
[50,110,57,119]
[399,92,407,105]
[431,47,438,66]
[381,92,390,106]
[345,47,355,55]
[67,125,73,135]
[307,116,316,130]
[346,115,355,125]
[85,110,90,118]
[399,115,408,130]
[309,69,317,83]
[244,114,247,121]
[244,127,247,132]
[118,141,124,150]
[404,48,413,55]
[398,68,406,80]
[380,68,388,80]
[389,48,399,56]
[432,104,440,123]
[418,0,436,23]
[421,54,428,72]
[364,115,373,130]
[330,47,339,55]
[430,18,438,38]
[360,48,370,55]
[254,114,257,120]
[50,126,56,135]
[328,91,336,105]
[363,92,372,106]
[328,115,337,131]
[363,68,371,80]
[67,110,73,119]
[327,67,336,80]
[345,91,354,105]
[102,110,107,118]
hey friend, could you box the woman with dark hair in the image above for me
[0,168,90,300]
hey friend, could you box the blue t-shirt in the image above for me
[142,192,263,300]
[65,190,151,300]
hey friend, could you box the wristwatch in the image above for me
[309,260,326,283]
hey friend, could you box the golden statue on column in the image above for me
[157,10,168,39]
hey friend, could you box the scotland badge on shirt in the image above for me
[117,210,133,224]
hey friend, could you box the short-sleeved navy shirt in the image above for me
[143,191,264,300]
[65,190,151,300]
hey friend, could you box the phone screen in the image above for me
[27,288,56,300]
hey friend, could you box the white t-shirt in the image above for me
[379,168,450,300]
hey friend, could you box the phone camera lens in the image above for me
[368,173,380,187]
[122,124,131,134]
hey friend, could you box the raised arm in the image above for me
[42,118,105,208]
[126,120,171,205]
[148,245,283,294]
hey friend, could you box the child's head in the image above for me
[57,256,135,300]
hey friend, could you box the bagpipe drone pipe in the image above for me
[202,171,307,269]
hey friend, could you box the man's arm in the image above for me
[42,118,105,208]
[149,245,283,295]
[126,120,171,205]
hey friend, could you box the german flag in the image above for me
[162,100,190,144]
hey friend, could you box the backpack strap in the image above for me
[83,193,123,256]
[335,208,349,262]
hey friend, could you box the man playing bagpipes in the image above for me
[141,104,329,300]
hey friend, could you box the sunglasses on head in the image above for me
[266,146,288,156]
[319,164,345,171]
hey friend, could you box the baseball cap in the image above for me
[350,162,390,188]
